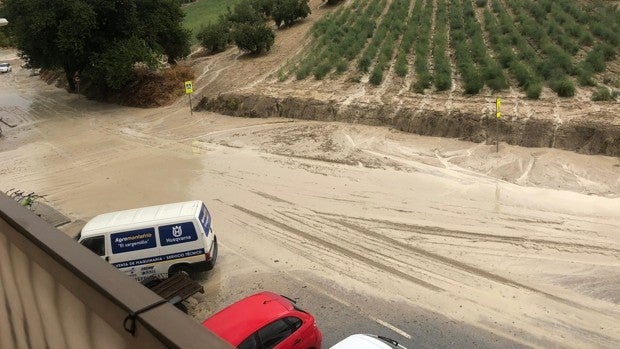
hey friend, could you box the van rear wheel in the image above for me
[169,264,193,278]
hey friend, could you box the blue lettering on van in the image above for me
[199,205,211,236]
[112,248,205,268]
[159,222,197,246]
[111,228,156,254]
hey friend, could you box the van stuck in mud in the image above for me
[76,200,218,281]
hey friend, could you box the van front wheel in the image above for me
[169,264,193,278]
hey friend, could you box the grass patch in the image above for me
[182,0,243,40]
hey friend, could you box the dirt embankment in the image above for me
[184,0,619,158]
[197,92,620,156]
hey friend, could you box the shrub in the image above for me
[295,63,312,80]
[227,0,262,24]
[585,48,606,73]
[358,55,372,73]
[591,87,617,101]
[395,54,408,77]
[475,0,487,8]
[253,0,274,18]
[525,82,542,99]
[335,60,348,74]
[509,62,530,87]
[498,46,514,68]
[197,20,231,53]
[313,62,331,79]
[462,68,484,94]
[412,72,432,93]
[369,68,383,86]
[577,67,595,86]
[232,22,275,54]
[434,60,452,91]
[599,43,617,61]
[552,78,575,97]
[273,0,311,27]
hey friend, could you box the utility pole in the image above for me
[495,97,501,153]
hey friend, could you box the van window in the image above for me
[81,236,105,256]
[158,222,198,246]
[110,228,156,254]
[199,205,211,236]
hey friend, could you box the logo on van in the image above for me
[159,222,198,246]
[111,228,156,254]
[172,225,183,237]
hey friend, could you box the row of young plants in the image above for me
[359,0,411,85]
[408,0,434,92]
[295,0,385,80]
[449,0,482,94]
[455,0,615,98]
[432,0,452,91]
[484,3,542,98]
[513,0,577,96]
[510,0,620,96]
[393,0,423,79]
[290,0,617,99]
[295,3,356,79]
[464,0,508,93]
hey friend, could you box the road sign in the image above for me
[496,97,501,118]
[184,81,193,94]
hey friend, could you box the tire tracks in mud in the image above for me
[329,214,620,256]
[233,199,608,313]
[316,215,613,314]
[231,204,443,292]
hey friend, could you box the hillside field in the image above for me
[283,0,619,100]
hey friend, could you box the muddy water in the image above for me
[1,62,620,348]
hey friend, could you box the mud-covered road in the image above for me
[1,62,619,348]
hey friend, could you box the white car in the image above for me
[330,334,408,349]
[0,63,12,73]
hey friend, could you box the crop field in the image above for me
[288,0,619,99]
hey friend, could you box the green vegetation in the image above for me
[232,21,275,53]
[433,0,452,91]
[197,0,290,55]
[591,87,618,101]
[182,0,243,37]
[3,0,190,92]
[272,0,311,28]
[197,20,232,53]
[287,0,619,99]
[410,0,433,92]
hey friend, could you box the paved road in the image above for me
[193,244,526,348]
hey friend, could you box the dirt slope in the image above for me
[185,0,620,156]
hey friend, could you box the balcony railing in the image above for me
[0,193,232,349]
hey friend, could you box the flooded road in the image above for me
[1,62,619,348]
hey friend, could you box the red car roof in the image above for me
[202,291,296,346]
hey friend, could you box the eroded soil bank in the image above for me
[198,92,620,156]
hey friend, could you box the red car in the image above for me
[202,291,322,349]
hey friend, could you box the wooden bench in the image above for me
[142,273,204,304]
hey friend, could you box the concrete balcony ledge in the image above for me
[0,193,232,349]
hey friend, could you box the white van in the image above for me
[330,334,408,349]
[76,200,218,281]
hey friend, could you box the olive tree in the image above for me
[3,0,190,92]
[232,21,275,54]
[272,0,311,27]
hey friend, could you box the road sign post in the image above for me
[495,97,501,153]
[185,81,194,116]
